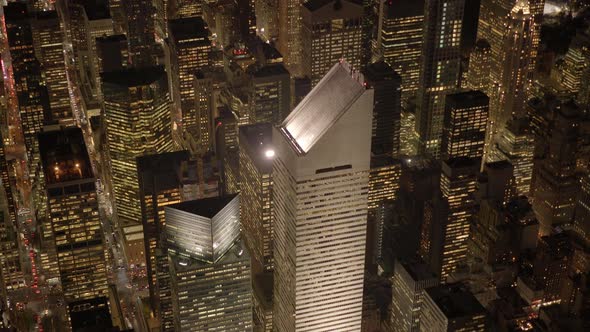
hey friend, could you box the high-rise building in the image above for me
[255,0,279,41]
[377,0,424,104]
[419,283,487,331]
[124,0,156,67]
[364,61,402,157]
[239,124,274,272]
[436,157,479,281]
[278,0,304,76]
[193,70,218,152]
[415,0,465,157]
[32,11,73,123]
[38,128,108,312]
[168,17,211,134]
[529,98,587,235]
[165,195,253,331]
[465,39,491,92]
[441,90,489,161]
[301,0,363,86]
[390,260,439,332]
[533,232,573,301]
[248,63,291,124]
[137,151,190,328]
[272,61,372,331]
[561,31,590,99]
[367,156,402,266]
[573,175,590,244]
[102,66,173,226]
[492,0,535,131]
[216,107,240,195]
[492,117,534,196]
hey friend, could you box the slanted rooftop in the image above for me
[280,60,366,154]
[167,194,238,219]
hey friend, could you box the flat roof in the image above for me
[426,283,486,319]
[167,194,238,219]
[39,128,94,185]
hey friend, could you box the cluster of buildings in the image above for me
[0,0,589,331]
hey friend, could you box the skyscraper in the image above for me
[364,61,402,157]
[32,11,73,123]
[492,117,534,196]
[137,151,190,328]
[165,195,253,331]
[102,66,173,226]
[492,0,535,130]
[168,17,212,134]
[390,260,439,332]
[441,90,489,161]
[529,98,587,234]
[239,124,274,271]
[248,63,291,124]
[436,157,479,281]
[124,0,156,67]
[272,61,372,331]
[377,0,424,104]
[465,39,491,92]
[573,175,590,244]
[39,128,108,315]
[255,0,279,41]
[415,0,465,157]
[301,0,363,86]
[278,0,304,76]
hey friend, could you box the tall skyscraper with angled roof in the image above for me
[272,61,372,331]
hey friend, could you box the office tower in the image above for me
[102,66,173,226]
[465,39,491,91]
[400,109,418,156]
[492,1,535,131]
[441,90,489,161]
[137,151,190,326]
[533,232,573,301]
[166,195,253,331]
[301,0,363,86]
[96,35,129,72]
[239,124,274,271]
[216,107,240,195]
[38,128,108,309]
[32,11,73,123]
[4,3,50,161]
[237,0,256,39]
[192,69,226,153]
[255,0,279,41]
[573,175,590,244]
[420,283,487,331]
[415,0,465,157]
[436,157,479,281]
[378,0,424,103]
[561,31,590,99]
[293,76,311,106]
[272,61,372,331]
[0,131,17,228]
[124,0,156,67]
[367,156,401,266]
[169,18,211,135]
[493,117,534,196]
[171,0,203,18]
[278,0,304,76]
[390,260,439,332]
[248,63,291,124]
[364,61,402,157]
[529,99,586,235]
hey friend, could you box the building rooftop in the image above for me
[304,0,362,12]
[281,60,366,154]
[96,34,127,43]
[363,61,400,84]
[385,0,425,19]
[167,194,238,219]
[248,63,290,78]
[39,128,94,185]
[169,17,209,41]
[426,283,486,319]
[239,123,274,173]
[446,90,489,108]
[101,66,166,87]
[400,259,438,281]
